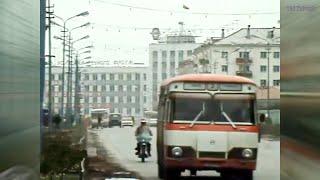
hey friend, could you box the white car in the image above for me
[148,118,157,127]
[121,117,134,127]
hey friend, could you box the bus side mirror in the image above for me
[259,114,266,123]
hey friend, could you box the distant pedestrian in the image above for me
[98,116,102,129]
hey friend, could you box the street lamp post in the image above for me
[266,43,271,120]
[53,11,89,118]
[74,51,91,125]
[66,35,90,124]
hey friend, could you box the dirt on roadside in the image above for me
[85,130,142,180]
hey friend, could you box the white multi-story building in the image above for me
[193,26,280,88]
[149,32,202,110]
[45,63,150,118]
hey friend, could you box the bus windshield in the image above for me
[170,95,255,124]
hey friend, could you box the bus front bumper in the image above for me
[165,157,256,170]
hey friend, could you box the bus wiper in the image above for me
[189,103,205,127]
[222,111,237,129]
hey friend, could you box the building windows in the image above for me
[101,96,106,103]
[260,52,267,59]
[101,74,106,80]
[114,96,118,103]
[92,74,97,80]
[222,65,228,72]
[93,97,97,103]
[273,66,280,72]
[85,85,89,91]
[221,51,228,58]
[58,74,62,80]
[187,50,193,57]
[135,73,140,80]
[260,80,267,87]
[143,73,146,81]
[127,108,131,115]
[162,62,167,70]
[119,85,123,92]
[127,96,131,103]
[260,65,267,72]
[110,74,114,80]
[274,52,280,59]
[119,73,123,80]
[144,96,147,103]
[178,50,184,61]
[162,51,167,62]
[153,61,158,70]
[93,85,97,92]
[162,73,167,80]
[152,73,157,81]
[110,85,114,92]
[101,86,106,91]
[170,51,175,61]
[239,52,249,59]
[85,74,89,80]
[144,85,147,91]
[273,80,280,86]
[152,51,158,61]
[127,73,131,81]
[110,96,114,103]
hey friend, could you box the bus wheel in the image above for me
[190,169,197,176]
[220,170,253,180]
[165,169,180,180]
[157,164,164,179]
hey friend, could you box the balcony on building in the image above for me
[236,70,253,77]
[236,57,252,64]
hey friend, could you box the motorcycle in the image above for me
[136,139,149,162]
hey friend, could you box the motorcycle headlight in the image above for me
[242,148,253,158]
[171,147,183,158]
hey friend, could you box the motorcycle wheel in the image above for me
[141,146,146,162]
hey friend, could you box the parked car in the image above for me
[121,116,134,127]
[109,113,122,128]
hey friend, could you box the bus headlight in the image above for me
[242,148,253,158]
[171,147,183,158]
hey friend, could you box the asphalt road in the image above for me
[92,126,280,180]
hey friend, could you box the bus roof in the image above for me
[161,74,255,87]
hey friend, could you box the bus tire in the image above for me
[157,164,164,179]
[164,168,180,180]
[220,170,253,180]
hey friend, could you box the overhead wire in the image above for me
[94,0,279,16]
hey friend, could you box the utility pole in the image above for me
[74,53,80,124]
[46,0,54,128]
[66,34,72,125]
[61,25,67,117]
[267,43,271,120]
[40,0,46,151]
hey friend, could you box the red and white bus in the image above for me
[157,74,262,179]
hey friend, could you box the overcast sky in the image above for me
[50,0,280,65]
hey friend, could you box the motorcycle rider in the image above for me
[135,119,152,156]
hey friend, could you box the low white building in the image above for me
[193,26,280,89]
[45,63,151,117]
